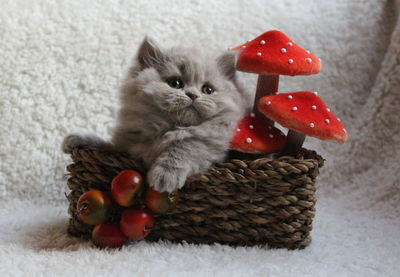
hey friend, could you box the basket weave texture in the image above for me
[66,147,323,249]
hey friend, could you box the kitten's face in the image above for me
[128,39,242,126]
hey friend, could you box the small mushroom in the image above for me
[230,114,287,154]
[258,91,347,154]
[230,30,321,120]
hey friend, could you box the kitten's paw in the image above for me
[147,165,187,193]
[61,132,104,153]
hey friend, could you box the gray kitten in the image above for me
[63,37,247,192]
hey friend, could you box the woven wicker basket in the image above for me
[65,147,323,249]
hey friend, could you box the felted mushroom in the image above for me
[258,91,347,154]
[230,113,287,154]
[230,30,321,120]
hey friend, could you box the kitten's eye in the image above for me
[167,77,184,89]
[202,84,215,95]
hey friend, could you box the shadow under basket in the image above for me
[65,147,324,249]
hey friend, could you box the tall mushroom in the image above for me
[230,30,321,120]
[258,91,347,154]
[230,113,287,155]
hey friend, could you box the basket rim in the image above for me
[67,146,324,167]
[66,146,324,186]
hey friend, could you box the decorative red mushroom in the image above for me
[230,113,287,154]
[230,30,321,120]
[258,91,347,154]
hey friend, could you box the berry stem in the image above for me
[76,201,89,215]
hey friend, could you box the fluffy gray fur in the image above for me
[63,37,247,192]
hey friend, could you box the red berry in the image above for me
[144,188,178,214]
[111,170,144,207]
[120,208,155,240]
[77,190,112,225]
[92,222,126,248]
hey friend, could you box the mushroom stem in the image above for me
[282,130,306,155]
[253,75,279,122]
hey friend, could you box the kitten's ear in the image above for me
[217,52,237,80]
[136,37,165,69]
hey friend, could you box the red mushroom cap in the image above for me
[231,30,321,76]
[258,91,347,143]
[230,113,287,153]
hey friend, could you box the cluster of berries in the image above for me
[76,170,178,248]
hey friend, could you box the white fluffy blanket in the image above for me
[1,0,399,276]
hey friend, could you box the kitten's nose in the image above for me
[185,92,198,101]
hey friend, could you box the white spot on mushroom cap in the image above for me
[310,123,315,128]
[246,138,252,143]
[236,128,241,132]
[266,101,271,105]
[306,58,312,63]
[306,50,311,54]
[260,40,266,45]
[313,91,318,95]
[250,113,255,118]
[325,119,330,124]
[269,134,274,138]
[337,118,341,122]
[288,95,293,99]
[257,52,262,56]
[343,128,347,133]
[288,42,293,46]
[281,48,287,53]
[291,106,298,111]
[133,176,140,184]
[242,45,246,48]
[311,105,317,110]
[327,108,331,112]
[288,59,294,64]
[249,125,254,129]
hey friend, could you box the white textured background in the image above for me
[0,0,399,276]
